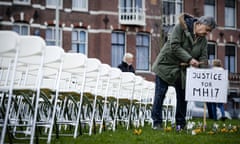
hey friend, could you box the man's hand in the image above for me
[189,58,200,67]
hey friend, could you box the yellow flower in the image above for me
[207,131,215,135]
[220,128,228,133]
[164,126,172,132]
[193,128,202,134]
[133,129,142,135]
[229,129,234,133]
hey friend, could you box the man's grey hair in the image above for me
[198,16,217,30]
[123,53,133,62]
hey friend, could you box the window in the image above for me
[71,29,88,54]
[46,0,62,8]
[13,0,30,4]
[12,24,29,35]
[225,0,235,28]
[204,0,215,18]
[207,43,215,65]
[119,0,145,25]
[45,27,62,46]
[120,0,143,12]
[162,0,183,26]
[111,31,125,67]
[163,0,182,15]
[72,0,88,11]
[136,33,150,71]
[225,45,235,73]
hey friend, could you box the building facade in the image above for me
[0,0,239,116]
[0,0,163,81]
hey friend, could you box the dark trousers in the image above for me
[211,103,225,120]
[151,75,187,127]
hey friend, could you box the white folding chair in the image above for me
[132,79,152,127]
[131,76,144,128]
[10,45,65,143]
[99,67,122,133]
[0,31,20,144]
[80,58,102,136]
[116,72,136,130]
[91,64,111,133]
[40,46,65,143]
[55,53,87,138]
[0,34,46,144]
[140,81,155,126]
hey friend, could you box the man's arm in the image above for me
[170,24,193,63]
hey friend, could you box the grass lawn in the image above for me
[8,118,238,144]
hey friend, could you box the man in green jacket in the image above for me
[151,13,216,130]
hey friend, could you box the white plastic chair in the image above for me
[55,53,87,138]
[99,67,122,133]
[0,34,46,144]
[116,72,136,130]
[141,81,155,126]
[0,31,20,144]
[131,75,144,128]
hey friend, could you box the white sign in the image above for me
[185,67,228,103]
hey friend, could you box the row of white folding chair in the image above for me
[0,31,50,144]
[0,31,157,142]
[12,45,64,144]
[0,31,80,144]
[98,69,156,131]
[6,44,64,144]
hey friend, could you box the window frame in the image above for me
[72,0,88,12]
[224,44,236,73]
[136,33,150,71]
[46,0,63,9]
[45,27,62,47]
[207,42,216,66]
[71,28,88,54]
[224,0,236,28]
[13,0,31,5]
[162,0,183,15]
[204,0,216,19]
[12,23,30,35]
[111,31,126,67]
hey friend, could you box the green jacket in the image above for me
[152,13,208,86]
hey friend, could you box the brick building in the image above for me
[0,0,239,115]
[0,0,163,81]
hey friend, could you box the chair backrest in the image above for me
[62,53,87,70]
[44,46,65,65]
[133,76,144,100]
[118,72,136,99]
[41,46,65,89]
[0,31,20,56]
[19,35,46,57]
[59,53,87,89]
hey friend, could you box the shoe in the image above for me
[221,117,227,121]
[176,125,185,132]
